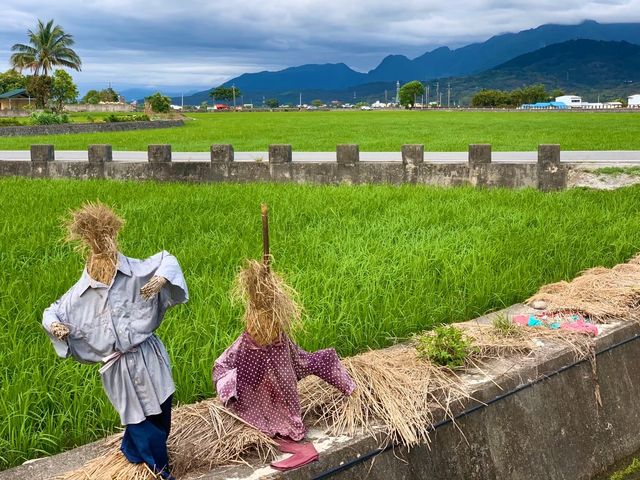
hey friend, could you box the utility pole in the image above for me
[396,80,400,105]
[385,90,388,103]
[447,83,451,108]
[436,82,440,107]
[299,92,302,107]
[232,84,236,108]
[181,92,184,109]
[426,85,430,106]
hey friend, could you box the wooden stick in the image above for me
[261,203,270,268]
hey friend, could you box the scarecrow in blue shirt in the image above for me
[42,202,188,479]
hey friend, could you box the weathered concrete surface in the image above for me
[3,305,639,480]
[336,144,359,165]
[0,120,183,137]
[87,145,112,163]
[0,159,565,190]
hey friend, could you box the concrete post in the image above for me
[148,144,172,163]
[269,144,292,164]
[402,144,424,165]
[538,144,560,168]
[336,144,360,165]
[537,144,565,191]
[30,145,54,162]
[468,144,491,165]
[211,144,234,163]
[88,145,112,163]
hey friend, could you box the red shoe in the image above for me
[271,442,319,471]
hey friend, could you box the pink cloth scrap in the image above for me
[560,320,598,336]
[511,312,598,336]
[213,332,356,441]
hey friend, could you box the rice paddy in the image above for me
[2,177,640,470]
[1,110,640,151]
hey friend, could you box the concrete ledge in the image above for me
[0,144,570,190]
[0,160,560,189]
[3,305,639,480]
[0,120,183,137]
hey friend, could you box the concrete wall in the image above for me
[0,143,568,191]
[0,120,183,137]
[64,104,134,113]
[0,109,29,118]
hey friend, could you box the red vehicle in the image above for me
[214,104,230,110]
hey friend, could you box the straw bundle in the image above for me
[457,321,594,363]
[66,201,123,285]
[299,346,470,448]
[55,451,158,480]
[55,399,277,480]
[234,259,301,346]
[526,254,640,323]
[168,398,277,475]
[233,204,302,346]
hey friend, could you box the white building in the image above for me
[629,94,640,108]
[555,95,583,107]
[555,95,623,109]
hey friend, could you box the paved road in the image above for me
[2,150,640,165]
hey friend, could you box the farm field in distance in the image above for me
[0,110,640,151]
[2,177,640,469]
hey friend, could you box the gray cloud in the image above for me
[1,0,639,92]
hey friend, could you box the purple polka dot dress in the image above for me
[213,332,356,440]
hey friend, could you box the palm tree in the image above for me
[10,19,81,108]
[10,19,82,76]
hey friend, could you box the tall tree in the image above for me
[146,92,171,113]
[50,69,79,112]
[399,81,426,108]
[0,69,27,94]
[210,86,241,103]
[10,19,81,108]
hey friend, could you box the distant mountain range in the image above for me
[174,20,640,106]
[430,39,640,105]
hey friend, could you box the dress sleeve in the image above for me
[213,338,241,404]
[42,299,70,358]
[154,250,189,308]
[289,338,356,396]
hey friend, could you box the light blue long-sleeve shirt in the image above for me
[42,251,189,425]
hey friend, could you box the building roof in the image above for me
[0,88,29,99]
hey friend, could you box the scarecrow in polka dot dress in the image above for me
[213,205,356,470]
[42,202,188,479]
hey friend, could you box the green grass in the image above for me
[593,166,640,176]
[611,458,640,480]
[2,178,640,470]
[1,110,640,151]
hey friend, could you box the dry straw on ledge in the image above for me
[526,253,640,323]
[56,398,277,480]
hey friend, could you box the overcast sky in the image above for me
[1,0,640,93]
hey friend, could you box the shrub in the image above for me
[105,113,150,123]
[416,325,474,368]
[0,118,24,127]
[29,111,69,125]
[145,92,171,113]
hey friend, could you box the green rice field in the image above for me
[2,178,640,469]
[1,110,640,151]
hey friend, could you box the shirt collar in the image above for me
[78,253,132,295]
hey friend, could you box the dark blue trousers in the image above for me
[121,395,173,479]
